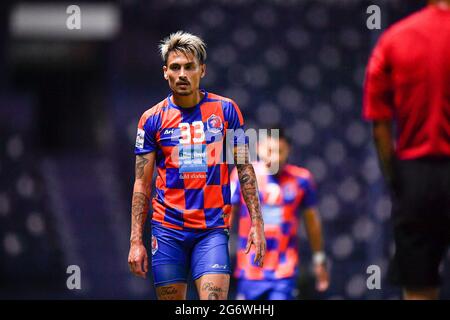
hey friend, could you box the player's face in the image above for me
[163,51,206,96]
[258,136,290,170]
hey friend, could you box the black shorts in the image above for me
[388,158,450,288]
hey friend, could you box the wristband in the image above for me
[313,251,326,265]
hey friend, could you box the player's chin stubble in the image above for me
[175,89,193,96]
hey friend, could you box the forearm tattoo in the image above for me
[130,155,150,243]
[235,148,263,224]
[130,192,149,243]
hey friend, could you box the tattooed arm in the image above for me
[128,152,155,278]
[234,146,266,266]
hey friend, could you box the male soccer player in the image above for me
[127,31,266,300]
[230,129,329,300]
[364,0,450,300]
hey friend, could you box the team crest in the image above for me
[207,114,223,134]
[151,235,158,255]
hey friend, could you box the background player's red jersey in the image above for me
[230,162,317,280]
[135,90,246,230]
[364,5,450,159]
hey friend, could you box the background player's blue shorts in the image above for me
[151,222,231,287]
[236,278,297,300]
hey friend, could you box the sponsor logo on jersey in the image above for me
[163,128,174,135]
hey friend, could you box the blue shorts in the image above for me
[236,278,297,300]
[151,223,231,287]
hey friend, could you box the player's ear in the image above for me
[200,64,206,78]
[163,65,168,80]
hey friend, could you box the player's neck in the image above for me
[171,90,204,108]
[265,162,286,178]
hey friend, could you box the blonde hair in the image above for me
[159,31,207,65]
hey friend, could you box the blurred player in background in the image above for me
[127,31,266,300]
[230,128,329,300]
[364,0,450,300]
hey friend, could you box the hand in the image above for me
[245,222,266,266]
[128,242,148,278]
[313,263,329,292]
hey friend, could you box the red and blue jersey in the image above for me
[230,162,317,280]
[135,90,246,230]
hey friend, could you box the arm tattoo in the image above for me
[130,154,151,243]
[135,155,149,179]
[130,191,149,243]
[235,147,263,224]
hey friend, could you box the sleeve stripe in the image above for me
[231,101,244,126]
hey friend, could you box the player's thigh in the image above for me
[156,283,187,300]
[390,203,445,286]
[191,228,231,281]
[151,224,189,290]
[389,160,448,287]
[195,273,230,300]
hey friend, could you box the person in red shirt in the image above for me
[127,31,266,300]
[364,0,450,300]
